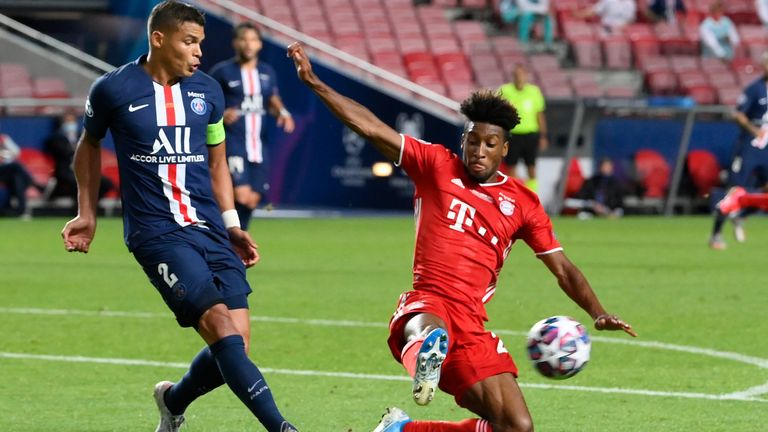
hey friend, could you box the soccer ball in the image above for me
[526,316,591,379]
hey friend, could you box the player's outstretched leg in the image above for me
[161,346,225,419]
[717,186,747,215]
[372,407,491,432]
[373,407,411,432]
[153,381,185,432]
[411,328,448,406]
[210,334,298,431]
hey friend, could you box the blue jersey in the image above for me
[208,59,279,163]
[736,77,768,142]
[84,55,228,250]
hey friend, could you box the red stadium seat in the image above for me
[572,37,603,69]
[669,55,700,73]
[602,35,631,69]
[101,148,121,198]
[686,149,721,197]
[17,148,54,188]
[717,86,742,106]
[634,149,671,198]
[564,158,584,199]
[686,85,717,105]
[646,70,677,94]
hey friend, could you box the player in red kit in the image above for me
[288,42,636,432]
[717,186,768,215]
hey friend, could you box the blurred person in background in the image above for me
[516,0,554,50]
[209,22,294,231]
[44,112,114,205]
[699,1,740,61]
[498,63,547,192]
[575,158,625,218]
[643,0,687,23]
[757,0,768,28]
[709,52,768,249]
[575,0,637,35]
[0,132,37,217]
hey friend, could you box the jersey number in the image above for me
[158,263,178,288]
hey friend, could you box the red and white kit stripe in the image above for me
[241,67,263,163]
[152,82,201,227]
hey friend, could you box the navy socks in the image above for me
[210,334,293,432]
[164,346,224,415]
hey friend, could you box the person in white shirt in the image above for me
[576,0,637,34]
[0,133,36,217]
[699,1,740,60]
[756,0,768,27]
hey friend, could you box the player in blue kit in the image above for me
[709,53,768,250]
[209,22,294,230]
[60,2,297,431]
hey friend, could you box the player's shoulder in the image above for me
[745,77,764,94]
[208,57,236,76]
[90,57,145,103]
[259,62,277,75]
[404,134,455,156]
[504,176,543,207]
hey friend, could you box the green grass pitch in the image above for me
[0,215,766,431]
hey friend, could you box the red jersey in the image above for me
[397,134,561,320]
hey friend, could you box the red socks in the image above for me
[400,337,424,378]
[739,193,768,211]
[404,419,491,432]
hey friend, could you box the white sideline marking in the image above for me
[721,381,768,399]
[3,307,768,400]
[0,351,765,403]
[3,307,767,369]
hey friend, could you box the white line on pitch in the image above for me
[721,381,768,399]
[2,307,767,370]
[3,306,768,399]
[0,351,764,403]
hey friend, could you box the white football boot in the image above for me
[372,407,411,432]
[412,328,449,406]
[153,381,185,432]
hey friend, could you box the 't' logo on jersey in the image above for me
[447,198,476,232]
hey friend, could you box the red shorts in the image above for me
[387,290,519,406]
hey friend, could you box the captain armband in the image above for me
[206,118,225,145]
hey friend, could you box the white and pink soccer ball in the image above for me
[526,316,591,379]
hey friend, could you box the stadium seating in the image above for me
[685,149,721,197]
[634,149,671,198]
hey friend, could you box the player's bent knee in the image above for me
[197,303,240,344]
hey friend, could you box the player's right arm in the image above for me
[61,130,102,253]
[287,42,401,162]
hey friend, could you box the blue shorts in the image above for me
[132,226,252,328]
[729,146,768,188]
[228,155,270,195]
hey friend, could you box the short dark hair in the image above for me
[233,22,262,39]
[148,0,205,35]
[460,89,520,132]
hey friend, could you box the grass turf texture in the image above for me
[0,216,766,431]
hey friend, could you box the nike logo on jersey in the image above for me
[228,80,241,88]
[128,103,149,112]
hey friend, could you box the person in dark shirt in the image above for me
[576,158,625,218]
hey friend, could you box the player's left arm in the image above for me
[207,136,259,267]
[538,251,637,337]
[268,94,295,133]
